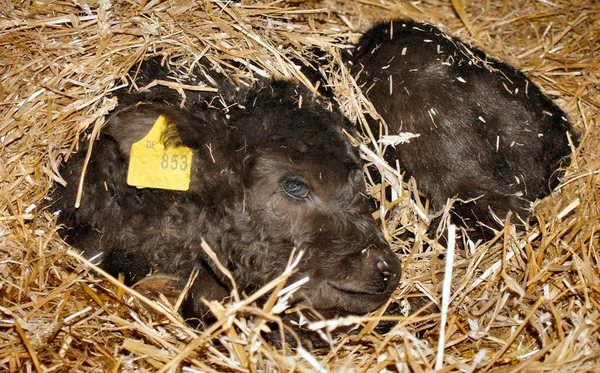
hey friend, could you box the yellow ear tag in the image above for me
[127,115,193,191]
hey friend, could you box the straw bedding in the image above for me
[1,0,598,371]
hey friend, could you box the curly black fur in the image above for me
[51,58,402,326]
[347,20,577,239]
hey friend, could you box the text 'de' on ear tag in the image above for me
[127,115,193,191]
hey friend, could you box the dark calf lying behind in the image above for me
[348,20,577,239]
[52,59,401,326]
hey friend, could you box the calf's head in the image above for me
[218,82,402,315]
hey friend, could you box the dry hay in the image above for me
[0,0,599,372]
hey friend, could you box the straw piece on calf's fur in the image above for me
[347,20,578,240]
[51,58,402,331]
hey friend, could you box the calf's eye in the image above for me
[281,180,310,199]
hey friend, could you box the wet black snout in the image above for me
[374,252,402,292]
[377,258,399,280]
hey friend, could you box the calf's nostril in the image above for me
[376,259,397,279]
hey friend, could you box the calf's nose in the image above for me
[373,251,402,286]
[377,258,398,280]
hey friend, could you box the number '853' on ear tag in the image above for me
[127,115,193,191]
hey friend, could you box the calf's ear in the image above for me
[105,103,194,160]
[104,102,241,191]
